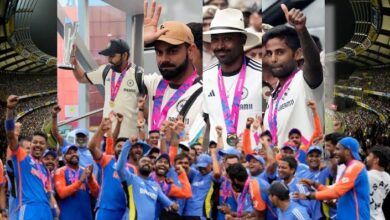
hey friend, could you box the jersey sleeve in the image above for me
[0,161,4,186]
[96,154,113,168]
[54,168,83,199]
[85,65,106,85]
[243,128,253,155]
[168,171,192,199]
[105,137,115,155]
[11,146,27,162]
[115,141,135,185]
[157,186,174,208]
[292,207,311,220]
[249,179,266,211]
[315,161,364,200]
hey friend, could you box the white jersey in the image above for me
[86,64,140,138]
[264,69,324,145]
[368,169,390,220]
[203,57,262,147]
[144,73,203,136]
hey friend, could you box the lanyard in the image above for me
[217,58,247,134]
[65,165,80,184]
[151,172,170,195]
[267,69,299,145]
[110,64,129,103]
[151,69,197,130]
[237,178,250,217]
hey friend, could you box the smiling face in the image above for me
[307,151,321,170]
[248,158,263,176]
[211,33,245,66]
[277,160,295,181]
[31,135,47,159]
[42,154,57,171]
[138,157,153,176]
[155,158,170,177]
[64,148,79,166]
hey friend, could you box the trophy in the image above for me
[58,20,78,70]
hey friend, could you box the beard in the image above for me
[66,155,79,166]
[111,62,123,73]
[269,60,297,79]
[232,182,244,193]
[139,165,152,176]
[158,55,189,81]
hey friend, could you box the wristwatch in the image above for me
[305,192,312,200]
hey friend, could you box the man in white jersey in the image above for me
[202,8,262,148]
[70,39,143,138]
[143,1,203,136]
[366,146,390,220]
[263,5,324,146]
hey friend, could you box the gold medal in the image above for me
[226,133,238,146]
[109,101,115,108]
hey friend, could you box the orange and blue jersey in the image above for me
[95,154,135,220]
[314,160,370,220]
[116,141,174,220]
[249,176,278,220]
[11,146,53,220]
[278,201,311,220]
[306,167,332,220]
[54,166,100,220]
[183,169,216,219]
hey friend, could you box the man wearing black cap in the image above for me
[70,38,143,138]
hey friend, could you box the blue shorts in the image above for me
[96,208,125,220]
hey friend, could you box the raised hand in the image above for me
[215,126,223,137]
[7,95,19,110]
[281,4,306,31]
[307,100,316,110]
[116,112,124,123]
[52,105,61,117]
[137,95,147,109]
[252,115,262,130]
[144,0,168,45]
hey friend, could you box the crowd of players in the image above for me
[1,0,390,220]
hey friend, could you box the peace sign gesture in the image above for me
[144,0,168,45]
[281,4,306,31]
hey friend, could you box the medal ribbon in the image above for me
[110,64,129,104]
[267,69,299,145]
[151,69,197,130]
[32,158,49,190]
[151,172,170,195]
[217,58,247,135]
[65,166,80,184]
[237,178,250,217]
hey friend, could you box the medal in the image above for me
[109,100,115,108]
[226,133,238,146]
[110,64,128,109]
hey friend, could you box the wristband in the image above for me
[5,119,15,131]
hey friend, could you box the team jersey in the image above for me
[116,141,174,220]
[283,178,312,217]
[315,160,370,220]
[368,169,390,220]
[86,64,140,138]
[95,154,128,212]
[249,176,278,220]
[54,166,100,220]
[183,170,218,219]
[11,147,52,212]
[144,73,203,136]
[278,201,311,220]
[203,57,262,147]
[264,69,324,146]
[306,167,333,220]
[217,177,238,220]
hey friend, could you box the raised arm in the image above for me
[112,113,123,142]
[210,145,221,180]
[51,105,65,149]
[115,140,133,183]
[281,4,323,88]
[69,45,90,84]
[88,119,108,160]
[5,95,19,152]
[143,0,168,45]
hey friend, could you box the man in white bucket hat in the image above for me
[203,8,263,148]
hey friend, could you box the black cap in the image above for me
[98,39,130,56]
[267,182,289,198]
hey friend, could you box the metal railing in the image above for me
[58,108,103,127]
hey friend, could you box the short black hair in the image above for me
[115,137,128,144]
[325,133,344,146]
[280,156,297,174]
[18,135,32,142]
[260,130,272,139]
[174,153,191,164]
[262,25,300,52]
[32,131,48,142]
[148,130,160,135]
[190,142,202,149]
[187,22,202,54]
[226,163,248,182]
[370,146,390,168]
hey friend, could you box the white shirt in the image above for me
[264,69,324,146]
[203,57,262,147]
[86,64,139,138]
[368,169,390,220]
[144,73,203,137]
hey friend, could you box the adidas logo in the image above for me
[208,90,216,97]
